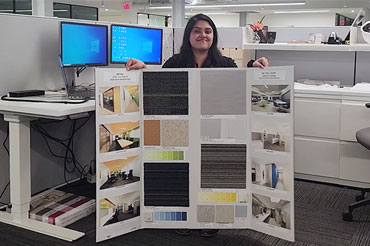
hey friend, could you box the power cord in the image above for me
[30,112,94,184]
[0,126,10,206]
[0,113,94,205]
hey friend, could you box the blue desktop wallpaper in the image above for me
[62,23,107,66]
[111,25,162,64]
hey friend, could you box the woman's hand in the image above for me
[126,58,146,70]
[252,57,269,69]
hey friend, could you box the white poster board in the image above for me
[95,66,294,242]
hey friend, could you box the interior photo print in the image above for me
[99,191,140,227]
[123,85,139,113]
[99,155,140,190]
[98,86,121,115]
[252,158,292,192]
[99,121,140,153]
[251,85,290,113]
[252,194,291,230]
[252,130,290,152]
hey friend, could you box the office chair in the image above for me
[342,108,370,221]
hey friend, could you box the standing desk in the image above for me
[0,99,95,241]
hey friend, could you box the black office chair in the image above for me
[342,104,370,221]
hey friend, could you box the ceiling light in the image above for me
[105,8,109,11]
[148,2,306,10]
[274,10,330,14]
[185,12,238,15]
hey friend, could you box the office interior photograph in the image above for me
[99,155,140,190]
[251,85,291,113]
[252,158,293,192]
[2,0,370,245]
[99,191,140,227]
[99,121,140,153]
[98,86,122,115]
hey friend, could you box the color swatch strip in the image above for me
[198,192,237,203]
[145,151,185,161]
[153,211,187,221]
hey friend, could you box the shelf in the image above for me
[243,43,370,52]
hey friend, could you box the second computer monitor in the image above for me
[111,24,163,65]
[61,22,108,67]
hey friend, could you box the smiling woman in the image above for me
[162,13,268,68]
[126,13,269,70]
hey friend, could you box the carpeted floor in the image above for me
[1,179,370,246]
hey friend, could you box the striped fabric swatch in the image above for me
[143,71,188,115]
[201,144,247,189]
[144,163,189,207]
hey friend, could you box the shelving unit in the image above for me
[243,43,370,52]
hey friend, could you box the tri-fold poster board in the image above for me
[95,66,294,242]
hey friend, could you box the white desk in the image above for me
[0,99,95,241]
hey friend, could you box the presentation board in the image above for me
[95,66,294,242]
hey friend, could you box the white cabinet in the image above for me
[294,89,370,186]
[339,142,370,184]
[295,98,341,139]
[295,137,339,178]
[340,100,370,141]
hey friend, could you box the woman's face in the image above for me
[189,20,214,52]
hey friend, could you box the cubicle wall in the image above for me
[356,52,370,84]
[256,50,356,86]
[173,27,245,54]
[0,13,172,204]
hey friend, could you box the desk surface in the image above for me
[0,99,95,120]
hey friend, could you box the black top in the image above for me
[162,54,255,68]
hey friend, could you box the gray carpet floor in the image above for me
[1,179,370,246]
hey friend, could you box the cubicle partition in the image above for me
[0,13,171,205]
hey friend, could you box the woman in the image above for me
[126,13,268,237]
[126,14,268,70]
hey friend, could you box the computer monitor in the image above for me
[111,24,163,65]
[61,22,108,67]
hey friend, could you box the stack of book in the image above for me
[29,189,95,227]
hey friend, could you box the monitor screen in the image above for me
[61,22,108,67]
[111,24,163,65]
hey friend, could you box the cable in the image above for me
[31,121,87,181]
[30,112,94,184]
[0,182,10,206]
[2,125,9,155]
[0,126,10,205]
[0,112,93,204]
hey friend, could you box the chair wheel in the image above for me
[356,194,365,201]
[342,210,353,221]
